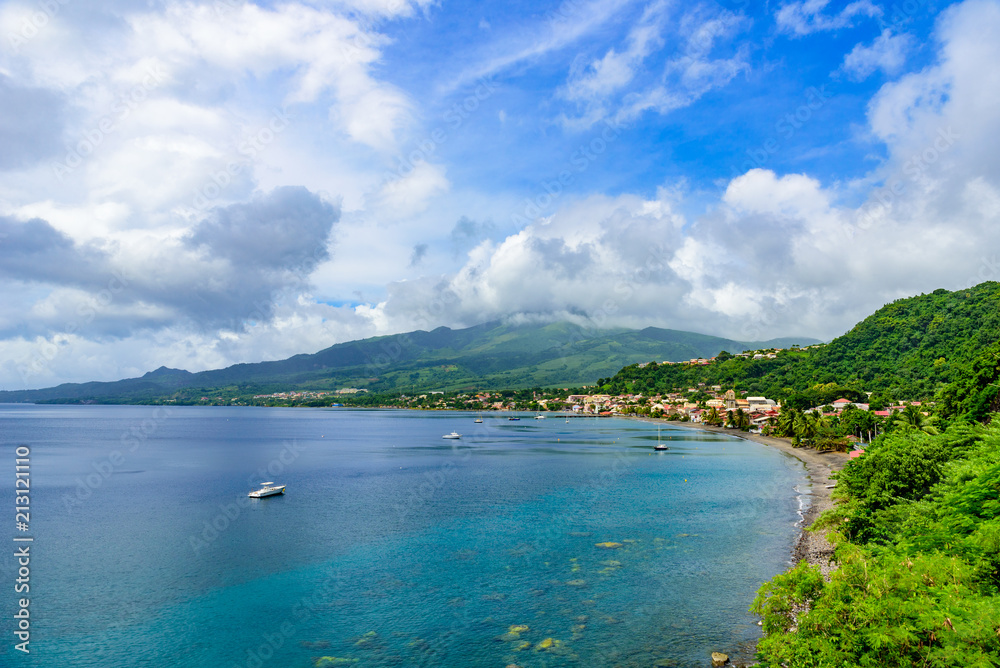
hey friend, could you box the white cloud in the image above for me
[616,7,749,122]
[370,161,450,218]
[356,0,1000,349]
[561,0,670,104]
[443,0,637,95]
[776,0,882,36]
[840,29,913,80]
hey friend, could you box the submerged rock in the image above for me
[711,651,730,666]
[594,541,623,549]
[566,579,587,587]
[353,631,377,646]
[508,625,530,634]
[313,657,358,667]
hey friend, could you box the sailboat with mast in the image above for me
[654,424,669,450]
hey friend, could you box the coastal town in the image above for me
[238,348,925,450]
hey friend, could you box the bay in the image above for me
[0,405,807,667]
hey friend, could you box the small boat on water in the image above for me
[534,414,546,419]
[475,414,483,423]
[249,482,285,498]
[508,417,520,421]
[442,431,462,439]
[654,425,669,451]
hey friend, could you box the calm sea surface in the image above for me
[0,405,808,668]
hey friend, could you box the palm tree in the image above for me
[792,410,826,446]
[894,404,939,435]
[734,407,750,431]
[705,406,721,426]
[776,408,798,438]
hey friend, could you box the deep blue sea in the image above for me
[0,405,808,668]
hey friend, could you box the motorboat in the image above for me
[442,431,462,439]
[249,482,285,498]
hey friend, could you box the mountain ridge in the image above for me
[0,320,820,403]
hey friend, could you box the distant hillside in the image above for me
[606,282,1000,414]
[0,320,818,403]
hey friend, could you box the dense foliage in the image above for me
[752,423,1000,667]
[604,283,1000,421]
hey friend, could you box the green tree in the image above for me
[894,404,939,435]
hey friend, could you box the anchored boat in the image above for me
[249,482,285,498]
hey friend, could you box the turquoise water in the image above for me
[0,406,807,667]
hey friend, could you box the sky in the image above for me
[1,0,999,389]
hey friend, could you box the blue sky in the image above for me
[2,0,998,388]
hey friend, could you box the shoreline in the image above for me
[673,422,847,568]
[628,417,848,665]
[631,417,848,569]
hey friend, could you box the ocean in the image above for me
[0,405,808,667]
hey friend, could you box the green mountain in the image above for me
[0,320,818,403]
[606,282,1000,416]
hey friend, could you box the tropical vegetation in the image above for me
[752,422,1000,666]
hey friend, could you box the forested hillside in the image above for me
[754,422,1000,666]
[0,320,814,403]
[604,282,1000,418]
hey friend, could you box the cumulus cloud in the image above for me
[362,0,1000,345]
[449,215,496,254]
[840,30,914,80]
[1,187,339,342]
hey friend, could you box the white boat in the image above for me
[442,431,462,439]
[654,425,669,450]
[534,414,546,419]
[249,482,285,498]
[474,414,483,423]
